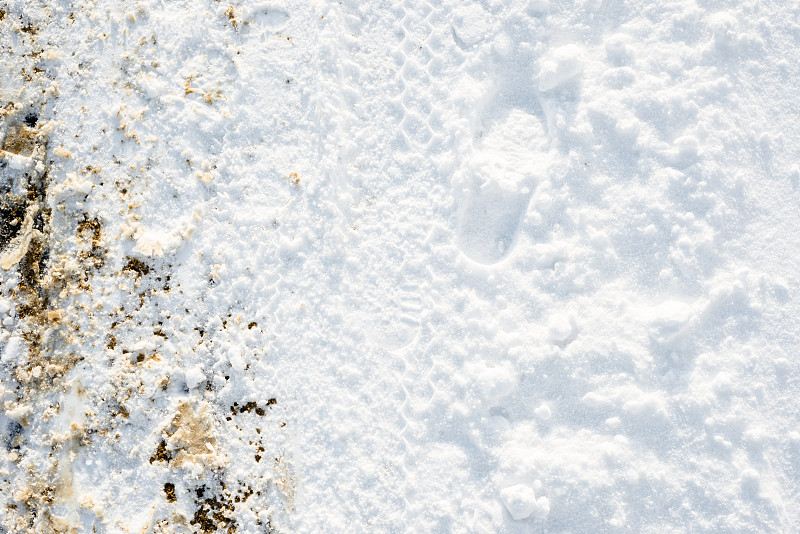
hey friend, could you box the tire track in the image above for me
[311,0,462,529]
[394,0,446,153]
[390,1,451,529]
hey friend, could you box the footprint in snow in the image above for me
[455,110,548,265]
[457,177,531,264]
[451,4,492,49]
[242,3,290,29]
[357,283,423,352]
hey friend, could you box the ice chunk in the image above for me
[1,336,24,364]
[133,229,170,257]
[466,360,518,402]
[185,366,206,389]
[547,313,576,344]
[6,153,33,170]
[451,5,490,47]
[581,391,612,409]
[710,13,740,51]
[534,404,552,420]
[643,301,694,345]
[622,393,668,421]
[493,33,513,56]
[52,172,93,200]
[500,483,550,520]
[229,350,246,372]
[5,402,32,422]
[538,45,583,92]
[605,34,635,66]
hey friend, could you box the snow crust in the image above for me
[2,0,800,532]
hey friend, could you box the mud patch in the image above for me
[2,124,37,156]
[0,193,27,250]
[163,401,227,470]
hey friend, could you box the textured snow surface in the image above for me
[2,0,800,532]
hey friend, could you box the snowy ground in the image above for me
[2,0,800,532]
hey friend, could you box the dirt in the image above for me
[0,193,27,250]
[122,256,151,276]
[150,439,173,464]
[163,401,227,470]
[191,491,238,534]
[229,399,276,417]
[2,124,37,156]
[76,216,105,270]
[163,483,177,503]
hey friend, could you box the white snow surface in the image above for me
[2,0,800,532]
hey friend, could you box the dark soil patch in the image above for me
[122,256,151,276]
[0,194,27,251]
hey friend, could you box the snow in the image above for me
[185,366,206,390]
[537,44,584,92]
[2,0,800,532]
[500,483,550,521]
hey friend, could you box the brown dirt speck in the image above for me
[149,439,172,464]
[164,482,177,503]
[122,256,151,276]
